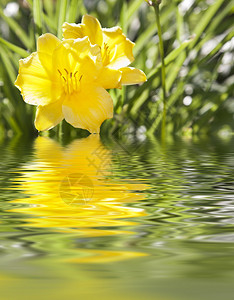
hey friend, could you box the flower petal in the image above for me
[82,15,103,46]
[37,33,61,74]
[35,98,64,131]
[120,67,147,85]
[62,22,84,39]
[62,85,113,133]
[52,37,90,72]
[97,67,121,89]
[63,15,103,46]
[52,37,102,83]
[37,33,60,55]
[15,53,61,106]
[102,27,134,69]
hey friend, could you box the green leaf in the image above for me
[0,37,29,58]
[147,52,187,134]
[134,5,174,56]
[43,0,54,19]
[120,0,128,33]
[33,0,43,39]
[190,0,226,48]
[67,0,80,23]
[57,0,68,39]
[126,0,143,27]
[0,47,17,84]
[0,8,31,49]
[129,38,193,114]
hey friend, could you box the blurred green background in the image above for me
[0,0,233,139]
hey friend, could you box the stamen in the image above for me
[102,43,111,66]
[57,68,82,94]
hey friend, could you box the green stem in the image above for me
[58,120,63,139]
[153,2,167,124]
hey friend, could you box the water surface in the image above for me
[0,134,234,300]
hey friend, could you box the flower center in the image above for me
[57,68,83,94]
[102,43,111,66]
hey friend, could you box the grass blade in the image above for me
[33,0,43,39]
[0,47,17,84]
[190,0,226,47]
[0,37,29,58]
[0,8,31,49]
[128,38,193,114]
[57,0,68,39]
[133,5,174,56]
[67,0,80,23]
[126,0,143,27]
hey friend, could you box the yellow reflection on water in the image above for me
[10,135,149,262]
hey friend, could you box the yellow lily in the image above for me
[15,17,146,133]
[15,34,122,133]
[63,15,146,86]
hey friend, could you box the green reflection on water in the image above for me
[0,134,234,300]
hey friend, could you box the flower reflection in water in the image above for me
[10,135,149,263]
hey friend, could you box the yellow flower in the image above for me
[63,15,146,86]
[15,34,118,133]
[15,16,146,133]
